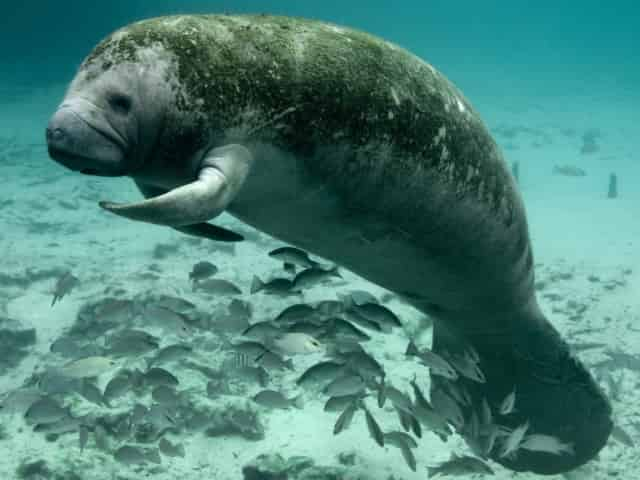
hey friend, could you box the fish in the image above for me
[293,265,342,290]
[339,290,379,306]
[24,397,69,425]
[520,433,575,455]
[103,374,132,405]
[143,305,192,336]
[270,332,323,355]
[321,317,370,341]
[350,302,402,330]
[106,329,160,357]
[228,298,253,319]
[315,300,345,317]
[114,445,162,465]
[324,394,366,412]
[431,388,465,429]
[399,440,417,471]
[499,421,530,458]
[363,406,384,446]
[58,356,117,379]
[383,385,414,413]
[78,379,104,406]
[340,348,385,380]
[297,361,346,389]
[148,344,193,366]
[383,431,418,449]
[156,294,196,313]
[234,365,269,387]
[498,388,517,415]
[194,278,242,295]
[159,437,186,458]
[447,351,486,383]
[79,424,89,451]
[407,342,458,380]
[189,261,218,282]
[274,303,318,325]
[94,424,110,451]
[333,400,358,435]
[553,165,586,177]
[252,389,303,409]
[232,341,268,360]
[251,275,299,296]
[144,367,179,388]
[33,414,84,435]
[51,271,79,306]
[427,453,494,477]
[151,385,183,407]
[324,373,366,397]
[242,321,282,341]
[268,246,319,268]
[256,350,295,371]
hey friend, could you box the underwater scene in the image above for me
[0,1,638,479]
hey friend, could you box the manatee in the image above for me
[45,14,611,474]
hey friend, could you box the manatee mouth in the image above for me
[46,102,129,177]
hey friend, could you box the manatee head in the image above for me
[46,26,187,178]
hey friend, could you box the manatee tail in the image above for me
[429,305,612,475]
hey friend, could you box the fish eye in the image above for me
[109,93,132,114]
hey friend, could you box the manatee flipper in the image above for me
[173,223,244,242]
[100,144,253,227]
[429,306,612,475]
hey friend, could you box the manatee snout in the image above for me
[46,101,128,176]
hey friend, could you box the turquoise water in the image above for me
[1,2,638,479]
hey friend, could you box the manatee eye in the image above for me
[109,93,132,114]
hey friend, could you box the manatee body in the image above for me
[46,15,611,474]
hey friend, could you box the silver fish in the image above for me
[427,453,494,477]
[521,433,575,455]
[151,385,183,407]
[25,397,68,425]
[252,390,303,409]
[297,361,346,389]
[383,431,418,449]
[189,261,218,282]
[363,406,384,447]
[242,321,282,341]
[148,344,193,366]
[350,302,401,330]
[155,294,196,313]
[103,374,132,405]
[144,367,179,388]
[431,388,465,429]
[256,350,294,371]
[324,374,366,397]
[143,305,191,336]
[499,421,530,458]
[114,445,161,465]
[251,275,299,296]
[51,271,79,306]
[58,356,117,379]
[498,388,517,415]
[194,278,242,295]
[333,400,358,435]
[268,246,319,268]
[448,352,486,383]
[270,333,323,356]
[293,266,342,290]
[274,304,318,325]
[408,343,458,380]
[315,300,345,316]
[324,394,365,412]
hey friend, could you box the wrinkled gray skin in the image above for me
[46,15,611,474]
